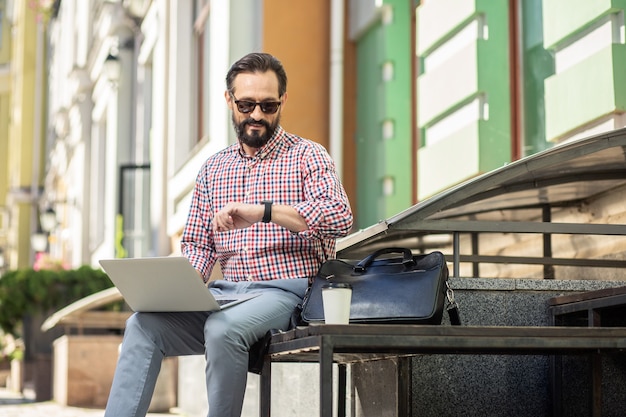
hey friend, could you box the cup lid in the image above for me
[322,282,352,289]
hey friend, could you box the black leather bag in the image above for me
[299,248,459,325]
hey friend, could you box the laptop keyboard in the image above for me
[216,299,237,306]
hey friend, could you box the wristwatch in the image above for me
[262,201,272,223]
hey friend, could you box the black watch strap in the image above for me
[262,201,272,223]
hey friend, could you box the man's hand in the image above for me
[213,202,262,233]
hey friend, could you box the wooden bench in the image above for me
[41,287,130,334]
[549,286,626,327]
[259,324,626,417]
[548,286,626,417]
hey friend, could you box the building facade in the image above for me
[1,0,626,413]
[1,0,625,276]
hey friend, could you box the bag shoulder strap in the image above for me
[446,281,461,325]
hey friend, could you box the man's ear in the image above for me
[224,90,232,105]
[281,92,288,107]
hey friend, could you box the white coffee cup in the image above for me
[322,282,352,324]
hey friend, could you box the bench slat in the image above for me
[268,325,626,359]
[548,286,626,306]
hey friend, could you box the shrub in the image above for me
[0,265,115,337]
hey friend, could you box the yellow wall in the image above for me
[6,2,46,268]
[9,2,38,189]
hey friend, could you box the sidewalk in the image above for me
[0,388,178,417]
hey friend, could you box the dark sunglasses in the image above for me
[230,94,282,114]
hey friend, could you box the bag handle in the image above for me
[354,247,415,273]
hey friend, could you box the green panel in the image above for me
[383,0,412,214]
[475,0,511,171]
[477,118,510,173]
[355,0,412,229]
[356,24,385,228]
[613,46,626,109]
[521,0,555,156]
[545,45,626,141]
[543,0,626,49]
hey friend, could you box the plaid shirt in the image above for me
[181,126,353,282]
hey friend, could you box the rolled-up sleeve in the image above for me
[293,143,353,240]
[181,165,218,281]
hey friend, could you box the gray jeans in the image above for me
[104,278,308,417]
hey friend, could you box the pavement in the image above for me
[0,387,179,417]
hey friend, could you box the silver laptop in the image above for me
[99,256,259,312]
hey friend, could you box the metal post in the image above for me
[453,232,460,278]
[260,360,272,417]
[471,232,479,277]
[543,205,555,279]
[338,364,347,417]
[320,336,334,417]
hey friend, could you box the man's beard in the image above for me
[232,114,280,149]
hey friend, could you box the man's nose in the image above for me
[250,104,265,119]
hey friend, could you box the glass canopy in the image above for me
[338,127,626,279]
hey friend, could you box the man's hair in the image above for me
[226,52,288,97]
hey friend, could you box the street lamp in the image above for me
[30,206,57,253]
[40,207,57,233]
[104,53,121,83]
[30,227,48,253]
